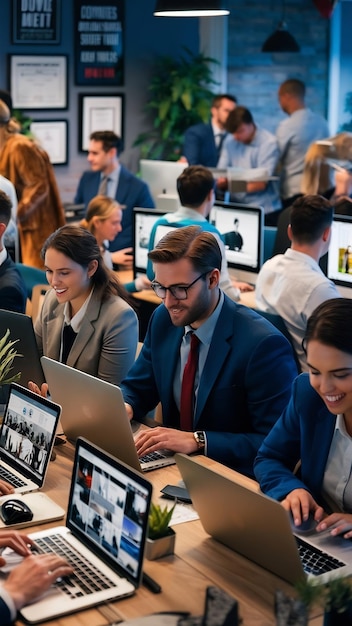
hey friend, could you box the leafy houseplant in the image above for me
[145,501,176,560]
[292,576,352,626]
[0,329,22,408]
[133,47,218,161]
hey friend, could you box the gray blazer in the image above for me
[34,287,138,386]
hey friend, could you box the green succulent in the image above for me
[0,329,22,385]
[148,501,176,540]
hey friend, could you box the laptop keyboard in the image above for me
[140,450,167,463]
[0,465,26,488]
[35,534,116,597]
[296,536,346,576]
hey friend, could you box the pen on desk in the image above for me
[142,571,162,594]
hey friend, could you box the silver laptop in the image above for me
[0,383,61,494]
[175,454,352,585]
[19,437,152,623]
[41,356,176,472]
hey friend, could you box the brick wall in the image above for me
[226,0,330,133]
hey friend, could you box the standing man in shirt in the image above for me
[255,195,340,371]
[182,94,237,167]
[75,131,155,268]
[121,225,298,477]
[218,106,281,225]
[276,79,330,207]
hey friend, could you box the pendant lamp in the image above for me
[262,1,299,52]
[154,0,230,17]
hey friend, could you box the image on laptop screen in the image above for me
[211,202,264,276]
[0,383,61,487]
[327,214,352,289]
[133,207,171,277]
[67,438,151,586]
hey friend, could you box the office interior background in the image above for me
[0,0,351,203]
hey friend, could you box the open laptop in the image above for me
[0,309,45,403]
[41,356,176,472]
[0,383,61,494]
[18,437,152,623]
[176,454,352,585]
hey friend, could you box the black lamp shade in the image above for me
[262,22,300,52]
[154,0,229,17]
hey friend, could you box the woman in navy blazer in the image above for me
[255,298,352,539]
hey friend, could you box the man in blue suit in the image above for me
[0,190,26,313]
[121,225,298,477]
[182,94,237,167]
[75,131,154,267]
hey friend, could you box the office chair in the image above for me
[15,263,47,300]
[254,307,301,372]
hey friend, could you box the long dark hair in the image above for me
[41,225,131,303]
[303,298,352,355]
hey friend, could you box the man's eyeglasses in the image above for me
[151,272,208,300]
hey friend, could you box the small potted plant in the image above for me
[145,501,176,561]
[323,577,352,625]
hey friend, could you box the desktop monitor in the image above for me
[133,207,172,277]
[327,214,352,292]
[140,159,187,203]
[210,202,264,283]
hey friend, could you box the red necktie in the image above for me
[180,333,200,431]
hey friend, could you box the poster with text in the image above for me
[74,0,124,86]
[13,0,61,44]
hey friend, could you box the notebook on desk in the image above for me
[176,454,352,585]
[0,383,61,494]
[41,356,176,472]
[18,437,152,624]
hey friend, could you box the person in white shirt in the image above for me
[255,194,340,371]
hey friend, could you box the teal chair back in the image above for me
[263,226,278,263]
[15,263,47,299]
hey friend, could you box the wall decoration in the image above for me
[12,0,61,44]
[74,0,124,86]
[10,55,67,110]
[30,120,68,165]
[79,94,123,151]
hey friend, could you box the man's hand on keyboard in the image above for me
[3,553,73,610]
[134,426,198,456]
[316,512,352,539]
[0,479,14,496]
[281,488,324,528]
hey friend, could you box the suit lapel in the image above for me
[194,300,233,425]
[310,406,336,495]
[66,296,101,368]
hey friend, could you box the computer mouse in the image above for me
[290,512,317,535]
[0,499,33,525]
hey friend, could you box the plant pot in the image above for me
[145,528,176,561]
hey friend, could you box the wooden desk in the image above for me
[14,444,323,626]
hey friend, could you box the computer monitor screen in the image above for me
[140,159,187,201]
[210,202,264,275]
[327,214,352,288]
[133,207,170,276]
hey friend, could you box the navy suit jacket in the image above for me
[254,373,336,508]
[0,253,27,313]
[0,597,12,624]
[121,296,298,477]
[183,122,220,167]
[74,165,155,250]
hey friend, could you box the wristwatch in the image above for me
[193,430,205,451]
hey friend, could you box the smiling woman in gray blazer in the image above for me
[34,225,138,387]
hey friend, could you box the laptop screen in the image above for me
[67,438,152,588]
[0,383,61,485]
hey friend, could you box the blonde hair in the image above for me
[80,195,121,235]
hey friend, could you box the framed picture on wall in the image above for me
[74,0,124,86]
[79,94,123,152]
[12,0,61,44]
[10,55,67,110]
[30,120,68,165]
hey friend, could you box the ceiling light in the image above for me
[262,1,300,53]
[154,0,230,17]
